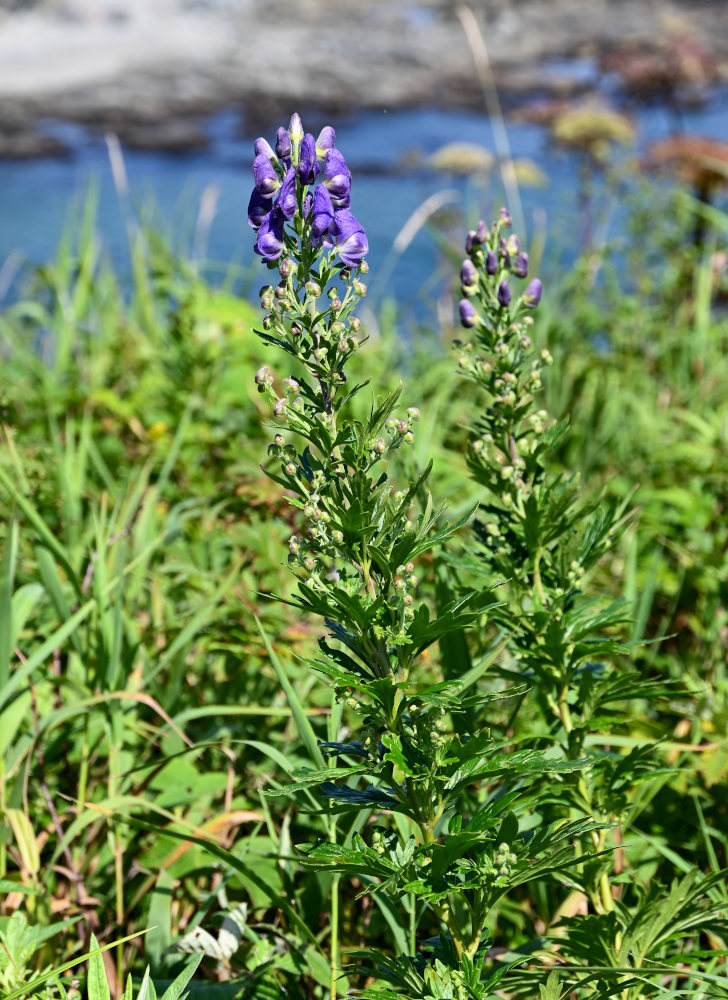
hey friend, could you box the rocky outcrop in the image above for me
[1,0,726,156]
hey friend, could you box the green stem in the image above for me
[533,547,546,605]
[0,758,6,878]
[330,871,340,1000]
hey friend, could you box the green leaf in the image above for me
[159,954,204,1000]
[87,934,112,1000]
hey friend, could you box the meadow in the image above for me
[0,118,727,1000]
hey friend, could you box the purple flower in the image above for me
[254,206,286,261]
[248,188,271,229]
[485,250,498,275]
[288,113,304,143]
[497,280,512,307]
[254,137,277,164]
[311,185,334,239]
[499,206,512,227]
[298,133,319,185]
[329,209,368,267]
[253,153,281,197]
[460,258,477,293]
[276,127,292,164]
[465,229,476,254]
[476,219,488,243]
[323,149,351,208]
[523,278,543,307]
[459,299,478,328]
[315,126,336,160]
[276,167,297,220]
[512,252,529,278]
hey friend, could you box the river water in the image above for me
[1,85,727,313]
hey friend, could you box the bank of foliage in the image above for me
[0,146,726,999]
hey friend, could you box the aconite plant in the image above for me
[248,114,727,1000]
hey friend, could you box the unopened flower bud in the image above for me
[349,316,361,332]
[407,407,420,421]
[506,234,520,256]
[330,297,342,313]
[283,377,299,393]
[285,462,297,476]
[354,281,367,297]
[288,112,304,142]
[260,293,273,310]
[306,281,322,297]
[497,281,512,307]
[459,299,478,328]
[290,323,302,337]
[512,251,529,278]
[374,438,386,453]
[314,347,326,361]
[274,398,286,416]
[403,592,413,605]
[404,431,414,444]
[460,258,478,294]
[465,229,477,254]
[279,258,292,279]
[397,419,409,434]
[523,278,543,307]
[332,529,344,544]
[476,219,488,243]
[255,366,270,385]
[338,338,349,353]
[394,575,405,590]
[499,207,512,227]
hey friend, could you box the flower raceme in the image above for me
[458,211,543,327]
[248,113,368,266]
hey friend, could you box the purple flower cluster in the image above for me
[458,208,542,328]
[248,112,368,268]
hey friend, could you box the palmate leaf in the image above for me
[273,763,370,793]
[616,869,728,967]
[444,748,589,793]
[319,781,404,811]
[406,587,501,656]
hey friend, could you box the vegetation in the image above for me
[0,123,726,1000]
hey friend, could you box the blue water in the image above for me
[1,88,727,313]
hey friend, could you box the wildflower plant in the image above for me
[249,115,728,1000]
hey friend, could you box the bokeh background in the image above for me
[2,0,728,316]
